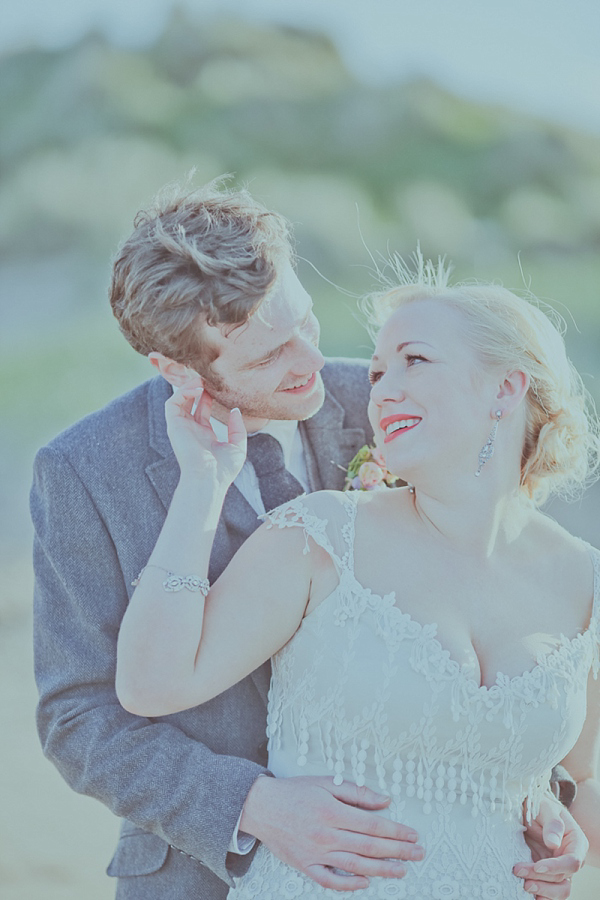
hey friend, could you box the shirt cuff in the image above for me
[228,812,258,855]
[228,772,272,855]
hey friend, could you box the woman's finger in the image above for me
[228,407,247,450]
[168,384,205,418]
[197,390,213,427]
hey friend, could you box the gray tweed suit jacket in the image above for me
[31,359,372,900]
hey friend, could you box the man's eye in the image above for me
[258,355,278,367]
[368,370,383,385]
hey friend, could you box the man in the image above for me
[31,178,585,899]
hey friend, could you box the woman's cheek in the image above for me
[367,398,379,435]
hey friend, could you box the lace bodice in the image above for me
[229,491,600,900]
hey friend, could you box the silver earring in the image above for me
[475,410,502,477]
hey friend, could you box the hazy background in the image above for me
[1,1,599,897]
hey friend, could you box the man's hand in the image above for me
[239,775,424,891]
[515,797,588,899]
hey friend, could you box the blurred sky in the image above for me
[3,0,600,133]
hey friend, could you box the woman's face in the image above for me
[368,299,500,484]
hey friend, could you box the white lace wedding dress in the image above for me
[229,491,600,900]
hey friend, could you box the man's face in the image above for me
[201,262,326,430]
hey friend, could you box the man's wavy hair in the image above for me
[110,176,293,372]
[362,250,600,507]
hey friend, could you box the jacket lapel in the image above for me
[300,389,366,491]
[144,377,179,510]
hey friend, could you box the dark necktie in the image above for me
[246,433,305,513]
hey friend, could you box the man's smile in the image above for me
[280,372,318,394]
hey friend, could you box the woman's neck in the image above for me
[402,468,530,559]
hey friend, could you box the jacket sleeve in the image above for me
[549,764,577,808]
[31,444,268,885]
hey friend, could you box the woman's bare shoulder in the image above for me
[525,510,597,596]
[528,509,595,558]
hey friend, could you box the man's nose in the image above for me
[294,337,325,373]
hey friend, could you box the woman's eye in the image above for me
[406,354,427,367]
[368,370,383,385]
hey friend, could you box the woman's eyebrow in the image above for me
[371,340,433,362]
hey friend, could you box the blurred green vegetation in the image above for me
[2,10,600,558]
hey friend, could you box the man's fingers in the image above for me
[329,802,419,845]
[306,865,369,892]
[324,852,407,879]
[533,855,582,878]
[542,816,565,851]
[560,810,589,861]
[516,854,582,882]
[534,798,564,851]
[328,779,392,811]
[333,829,424,862]
[523,878,571,900]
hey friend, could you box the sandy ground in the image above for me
[3,523,599,900]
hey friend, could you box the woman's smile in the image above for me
[380,414,422,443]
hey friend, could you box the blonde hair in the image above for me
[110,177,293,371]
[363,253,600,506]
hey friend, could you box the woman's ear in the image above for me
[148,352,201,387]
[495,369,530,415]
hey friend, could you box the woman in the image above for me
[116,268,600,898]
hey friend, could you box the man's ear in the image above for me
[495,369,530,415]
[148,352,202,388]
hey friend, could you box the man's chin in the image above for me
[282,375,325,421]
[263,375,325,422]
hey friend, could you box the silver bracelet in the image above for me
[131,564,210,596]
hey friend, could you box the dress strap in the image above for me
[260,492,356,575]
[338,490,360,574]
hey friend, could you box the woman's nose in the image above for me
[370,372,405,404]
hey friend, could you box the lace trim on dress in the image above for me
[260,494,342,568]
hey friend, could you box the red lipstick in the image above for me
[380,414,422,443]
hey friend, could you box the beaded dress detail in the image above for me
[229,491,600,900]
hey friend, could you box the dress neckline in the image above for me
[339,490,600,694]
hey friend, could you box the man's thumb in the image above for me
[543,814,565,850]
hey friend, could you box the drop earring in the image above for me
[475,410,502,477]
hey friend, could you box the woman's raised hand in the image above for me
[165,376,247,489]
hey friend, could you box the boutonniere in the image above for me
[344,445,400,491]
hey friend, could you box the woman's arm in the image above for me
[116,383,322,716]
[560,667,600,866]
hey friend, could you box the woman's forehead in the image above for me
[376,298,467,349]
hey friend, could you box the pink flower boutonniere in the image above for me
[344,445,400,491]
